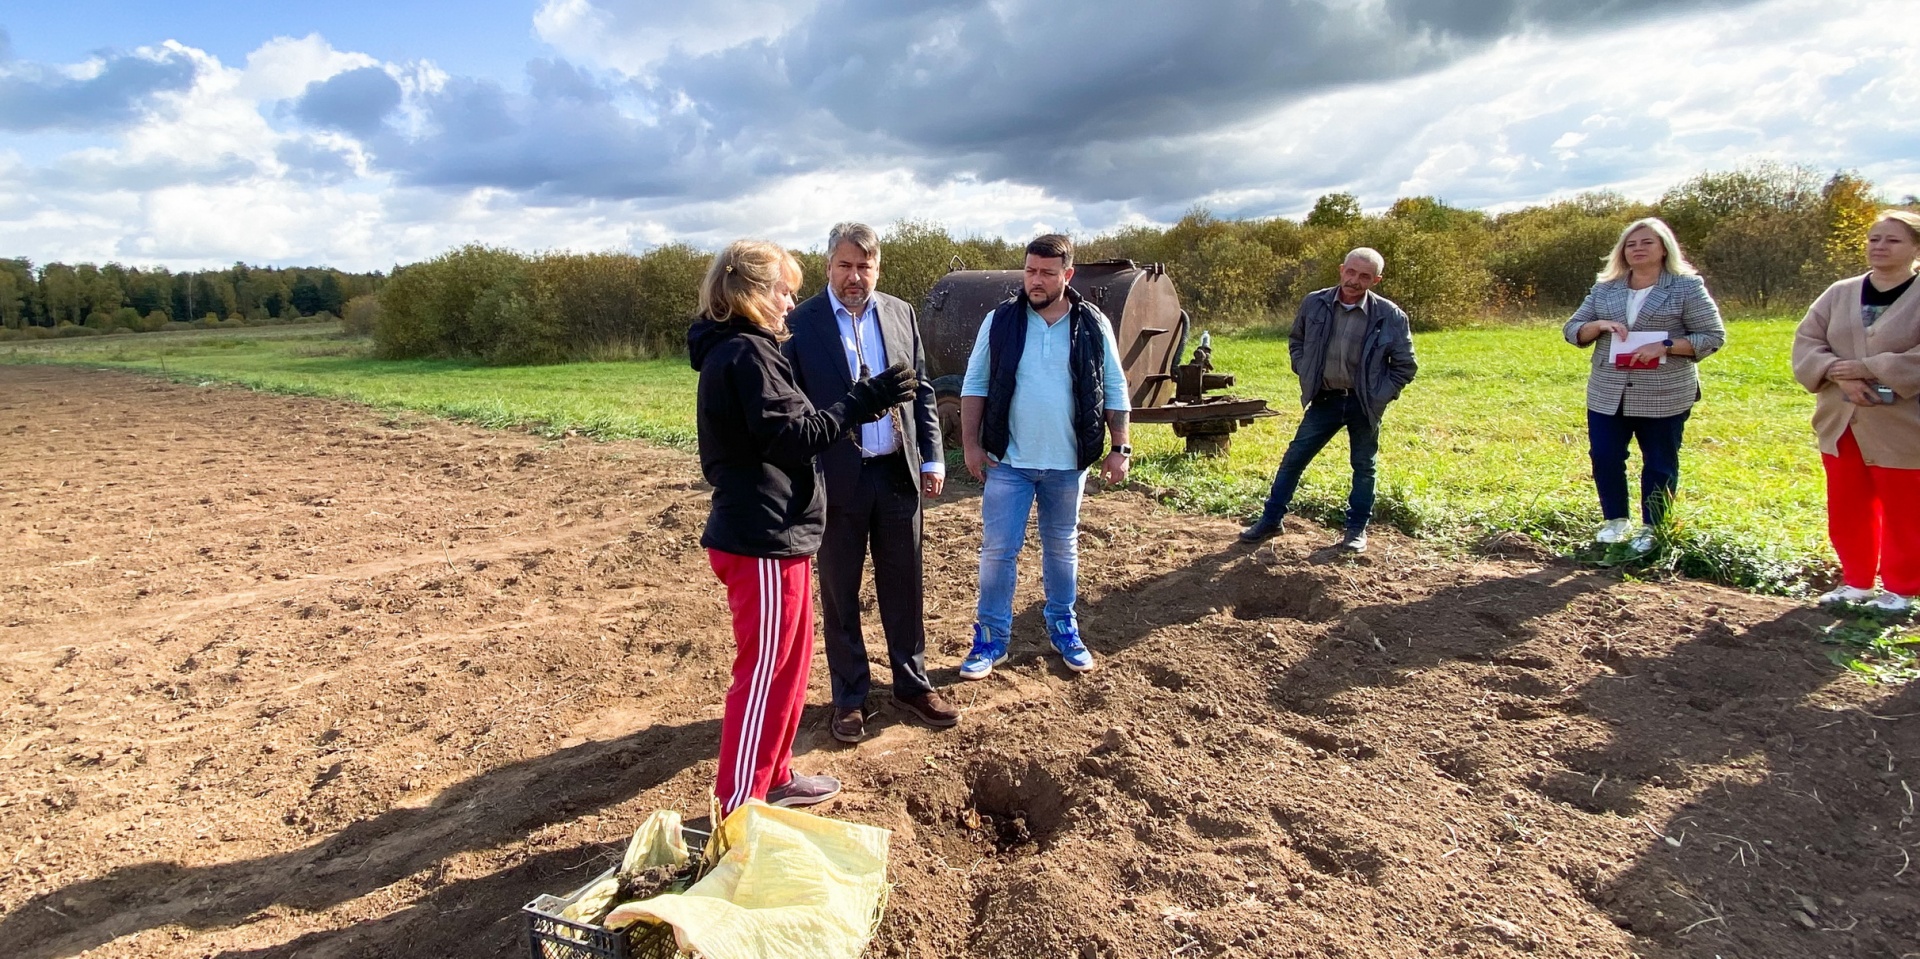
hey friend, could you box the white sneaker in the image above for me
[1627,525,1656,553]
[1866,591,1911,613]
[1595,518,1633,544]
[1817,585,1877,605]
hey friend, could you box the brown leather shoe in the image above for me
[895,690,961,728]
[830,706,865,744]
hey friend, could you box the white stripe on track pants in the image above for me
[708,549,814,814]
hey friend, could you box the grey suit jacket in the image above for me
[1562,272,1726,418]
[782,289,942,509]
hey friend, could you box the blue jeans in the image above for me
[976,465,1084,642]
[1257,390,1379,532]
[1587,407,1689,524]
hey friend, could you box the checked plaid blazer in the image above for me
[1562,272,1726,418]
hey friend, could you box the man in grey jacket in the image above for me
[1240,248,1418,552]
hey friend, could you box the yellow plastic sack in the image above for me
[562,810,692,925]
[624,809,691,871]
[603,801,890,959]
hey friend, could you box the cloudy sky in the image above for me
[1,0,1914,272]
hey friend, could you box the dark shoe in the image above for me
[830,706,866,744]
[1336,529,1368,553]
[766,771,842,808]
[896,690,961,728]
[1239,516,1283,544]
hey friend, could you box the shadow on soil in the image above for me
[0,719,721,959]
[1575,612,1919,957]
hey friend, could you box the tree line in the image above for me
[1081,162,1885,331]
[0,260,385,339]
[8,161,1890,356]
[368,162,1897,363]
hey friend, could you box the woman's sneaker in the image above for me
[959,624,1009,680]
[1627,525,1656,554]
[1048,620,1096,673]
[1595,518,1633,544]
[1817,585,1878,606]
[766,772,842,808]
[1866,591,1912,613]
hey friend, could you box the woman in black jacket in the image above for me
[687,239,915,814]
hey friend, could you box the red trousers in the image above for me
[708,549,814,814]
[1824,428,1920,596]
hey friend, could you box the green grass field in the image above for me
[1,317,1828,591]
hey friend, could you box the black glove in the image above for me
[846,363,918,423]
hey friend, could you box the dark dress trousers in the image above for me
[781,290,942,708]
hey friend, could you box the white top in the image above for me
[1626,285,1653,328]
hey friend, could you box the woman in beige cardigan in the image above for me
[1791,210,1920,612]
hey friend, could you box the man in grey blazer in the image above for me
[782,222,960,743]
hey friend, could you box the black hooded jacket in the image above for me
[688,316,872,558]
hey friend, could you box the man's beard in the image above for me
[1023,288,1059,310]
[838,286,870,311]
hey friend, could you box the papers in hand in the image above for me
[1609,331,1668,369]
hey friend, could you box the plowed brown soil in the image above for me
[2,365,1915,959]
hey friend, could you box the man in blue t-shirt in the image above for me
[956,233,1131,679]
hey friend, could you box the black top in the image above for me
[688,317,874,558]
[1863,275,1915,306]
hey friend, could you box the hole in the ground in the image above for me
[1144,663,1191,691]
[1228,570,1340,622]
[964,758,1074,853]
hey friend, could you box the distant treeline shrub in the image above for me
[348,160,1904,360]
[373,244,714,363]
[372,223,1026,364]
[0,259,382,332]
[1077,163,1894,331]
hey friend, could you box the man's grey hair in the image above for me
[828,222,881,263]
[1344,247,1385,273]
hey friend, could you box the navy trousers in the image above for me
[1587,407,1690,525]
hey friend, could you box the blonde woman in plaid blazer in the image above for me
[1563,217,1726,552]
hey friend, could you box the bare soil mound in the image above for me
[2,365,1914,959]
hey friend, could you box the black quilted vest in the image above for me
[980,287,1109,470]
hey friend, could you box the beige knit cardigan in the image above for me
[1791,274,1920,469]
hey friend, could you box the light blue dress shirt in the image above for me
[961,305,1130,471]
[829,292,943,475]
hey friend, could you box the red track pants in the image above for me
[708,549,814,815]
[1824,428,1920,596]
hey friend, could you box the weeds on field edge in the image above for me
[1818,617,1920,685]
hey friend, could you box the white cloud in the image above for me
[533,0,819,74]
[0,0,1914,273]
[234,34,379,102]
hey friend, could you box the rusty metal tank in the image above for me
[920,259,1189,443]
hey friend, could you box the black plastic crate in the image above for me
[522,827,711,959]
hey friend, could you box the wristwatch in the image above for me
[1661,338,1674,348]
[1113,444,1132,457]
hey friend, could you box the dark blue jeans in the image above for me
[1587,407,1690,524]
[1257,390,1379,532]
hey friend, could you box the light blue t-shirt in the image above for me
[961,305,1131,470]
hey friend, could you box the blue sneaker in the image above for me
[1048,619,1095,673]
[958,624,1008,680]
